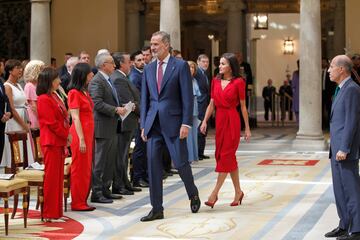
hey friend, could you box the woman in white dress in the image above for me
[1,59,34,167]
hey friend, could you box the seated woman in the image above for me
[37,67,71,222]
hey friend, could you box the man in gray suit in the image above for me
[111,52,141,195]
[325,55,360,240]
[89,53,126,203]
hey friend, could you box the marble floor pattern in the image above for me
[0,127,338,239]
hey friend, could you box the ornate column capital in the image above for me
[222,0,245,12]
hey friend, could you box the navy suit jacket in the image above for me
[330,78,360,160]
[129,67,143,93]
[140,56,193,138]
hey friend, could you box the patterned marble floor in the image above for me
[0,127,336,240]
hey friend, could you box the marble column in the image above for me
[333,0,345,55]
[223,0,245,53]
[126,0,141,52]
[293,0,326,150]
[30,0,51,64]
[160,0,181,51]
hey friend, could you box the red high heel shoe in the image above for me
[204,196,218,208]
[230,191,244,206]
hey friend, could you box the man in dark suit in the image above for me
[0,80,11,163]
[60,56,78,92]
[262,79,276,121]
[111,52,141,195]
[325,55,360,240]
[88,53,125,203]
[195,54,210,160]
[57,52,73,77]
[129,50,149,188]
[140,31,200,221]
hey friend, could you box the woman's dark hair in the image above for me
[36,67,59,95]
[220,53,240,79]
[4,59,22,80]
[68,63,91,91]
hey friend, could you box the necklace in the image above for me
[222,78,232,81]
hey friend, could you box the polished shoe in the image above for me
[104,193,123,199]
[168,169,179,175]
[325,227,347,238]
[190,195,201,213]
[204,196,218,209]
[199,155,210,159]
[126,185,142,192]
[133,179,149,188]
[113,188,134,195]
[336,232,360,240]
[90,196,113,204]
[140,210,164,222]
[230,191,244,206]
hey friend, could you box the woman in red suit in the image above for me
[67,63,95,211]
[200,53,251,208]
[37,67,70,221]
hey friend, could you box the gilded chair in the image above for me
[0,178,29,235]
[6,131,44,221]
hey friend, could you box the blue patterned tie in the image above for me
[107,77,119,106]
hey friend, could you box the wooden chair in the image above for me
[6,131,45,221]
[31,128,71,212]
[0,178,29,235]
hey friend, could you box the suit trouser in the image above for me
[113,130,134,190]
[147,118,198,212]
[331,157,360,233]
[0,123,5,163]
[91,136,117,198]
[132,127,148,182]
[42,146,64,219]
[197,101,207,156]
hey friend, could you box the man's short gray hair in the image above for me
[152,31,171,45]
[95,53,111,69]
[66,57,79,72]
[197,54,209,61]
[335,56,353,73]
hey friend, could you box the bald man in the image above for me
[325,55,360,240]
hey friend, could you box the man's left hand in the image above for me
[179,125,189,139]
[336,150,347,161]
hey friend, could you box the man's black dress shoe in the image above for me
[90,196,113,204]
[199,155,210,159]
[325,227,347,238]
[113,188,134,195]
[168,169,179,175]
[104,193,123,199]
[337,232,360,240]
[140,210,164,222]
[190,195,201,213]
[126,185,142,192]
[133,179,149,188]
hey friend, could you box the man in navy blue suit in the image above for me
[195,54,210,160]
[325,55,360,240]
[140,31,200,221]
[0,79,11,163]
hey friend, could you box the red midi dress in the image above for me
[212,77,246,172]
[68,89,94,210]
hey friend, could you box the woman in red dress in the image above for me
[37,67,71,221]
[200,53,251,208]
[67,63,95,211]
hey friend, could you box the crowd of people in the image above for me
[1,30,360,240]
[0,30,253,223]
